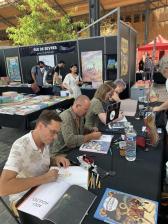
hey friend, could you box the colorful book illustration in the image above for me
[94,188,158,224]
[0,95,67,115]
[79,135,113,154]
[18,166,96,224]
[144,112,159,146]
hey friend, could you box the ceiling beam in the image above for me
[0,14,15,26]
[53,0,67,16]
[58,0,88,8]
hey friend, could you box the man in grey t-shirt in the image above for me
[31,61,46,88]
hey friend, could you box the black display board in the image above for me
[105,36,117,81]
[20,56,37,83]
[57,50,78,80]
[0,49,6,76]
[129,28,137,86]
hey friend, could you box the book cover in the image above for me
[45,185,96,224]
[79,135,113,154]
[94,188,158,224]
[17,166,94,222]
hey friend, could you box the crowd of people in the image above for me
[30,60,83,98]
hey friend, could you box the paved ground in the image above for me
[0,128,27,224]
[0,83,167,223]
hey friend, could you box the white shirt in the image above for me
[63,73,81,98]
[165,79,168,133]
[4,132,50,202]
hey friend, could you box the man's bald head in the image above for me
[72,95,90,117]
[74,95,90,105]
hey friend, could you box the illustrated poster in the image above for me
[6,56,21,81]
[81,50,103,82]
[121,38,129,77]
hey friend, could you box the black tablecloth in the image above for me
[136,72,166,84]
[18,117,164,224]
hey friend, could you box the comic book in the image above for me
[94,188,158,224]
[79,135,113,154]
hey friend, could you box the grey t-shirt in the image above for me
[85,98,105,128]
[31,66,44,86]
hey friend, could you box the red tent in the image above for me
[137,35,168,69]
[138,34,168,51]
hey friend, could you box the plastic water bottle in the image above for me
[125,125,136,161]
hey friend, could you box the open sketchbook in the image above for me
[18,166,96,224]
[79,135,113,154]
[94,188,158,224]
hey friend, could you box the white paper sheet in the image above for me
[120,99,138,116]
[18,166,88,220]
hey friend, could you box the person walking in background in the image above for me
[144,53,152,72]
[139,58,144,71]
[53,60,65,95]
[63,64,83,98]
[31,61,46,93]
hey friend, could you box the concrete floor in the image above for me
[0,128,28,224]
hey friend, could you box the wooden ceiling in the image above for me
[0,0,167,39]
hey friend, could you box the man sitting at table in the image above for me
[51,95,102,155]
[0,110,70,216]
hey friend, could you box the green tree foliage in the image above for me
[6,0,86,45]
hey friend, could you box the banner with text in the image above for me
[19,41,76,57]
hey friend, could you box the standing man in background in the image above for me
[31,61,46,93]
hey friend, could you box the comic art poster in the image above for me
[81,50,103,82]
[121,38,129,77]
[6,56,21,81]
[94,188,158,224]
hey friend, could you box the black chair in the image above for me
[0,160,21,224]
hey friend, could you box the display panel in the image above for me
[121,37,129,77]
[6,56,21,81]
[81,50,103,82]
[38,54,55,67]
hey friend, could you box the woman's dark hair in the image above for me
[69,64,78,73]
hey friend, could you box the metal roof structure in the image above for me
[0,0,168,42]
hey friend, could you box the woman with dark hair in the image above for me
[63,64,83,98]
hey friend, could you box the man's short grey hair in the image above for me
[114,79,126,89]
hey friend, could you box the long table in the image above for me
[18,117,164,224]
[0,86,53,95]
[0,97,74,130]
[136,71,166,84]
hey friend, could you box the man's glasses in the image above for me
[46,126,58,136]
